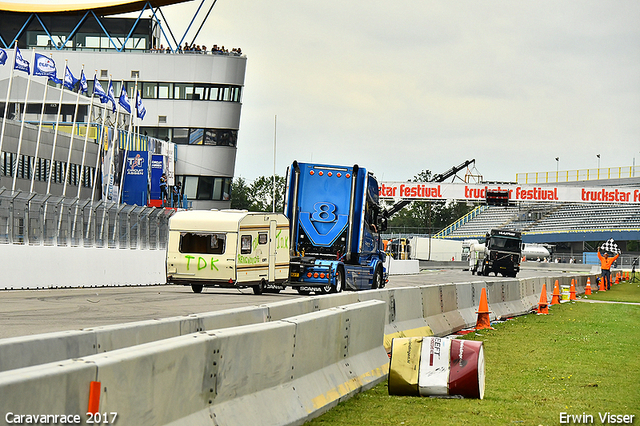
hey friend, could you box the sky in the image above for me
[6,0,640,183]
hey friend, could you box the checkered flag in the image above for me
[601,238,621,255]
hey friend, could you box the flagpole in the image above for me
[46,59,68,195]
[72,92,94,241]
[0,42,18,164]
[88,96,108,240]
[62,65,83,198]
[76,76,95,200]
[12,47,36,191]
[30,54,53,193]
[108,77,120,204]
[118,78,136,206]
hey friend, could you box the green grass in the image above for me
[586,274,640,303]
[308,298,640,426]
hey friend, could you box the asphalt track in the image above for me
[0,266,583,339]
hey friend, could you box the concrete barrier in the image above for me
[0,273,602,425]
[440,283,465,333]
[455,282,477,326]
[0,245,165,289]
[421,285,451,336]
[0,305,270,373]
[385,257,420,275]
[0,300,387,426]
[378,287,433,351]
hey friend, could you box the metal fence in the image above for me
[0,188,173,249]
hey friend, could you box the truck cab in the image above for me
[284,161,387,294]
[476,229,522,277]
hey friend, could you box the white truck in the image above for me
[462,239,480,263]
[408,237,463,261]
[166,210,290,294]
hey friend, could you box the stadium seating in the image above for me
[440,202,640,239]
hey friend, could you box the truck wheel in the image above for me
[372,265,383,289]
[482,265,490,276]
[332,268,344,293]
[191,284,203,293]
[252,280,264,295]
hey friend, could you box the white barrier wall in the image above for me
[385,257,420,275]
[0,301,388,426]
[0,273,599,425]
[0,273,598,374]
[0,245,166,289]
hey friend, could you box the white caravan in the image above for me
[166,210,290,294]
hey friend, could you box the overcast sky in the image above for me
[7,0,640,183]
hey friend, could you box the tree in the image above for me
[230,175,287,212]
[250,175,286,212]
[230,177,251,210]
[386,170,475,234]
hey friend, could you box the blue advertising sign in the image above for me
[150,154,165,206]
[122,151,148,206]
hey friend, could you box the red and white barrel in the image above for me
[388,336,485,399]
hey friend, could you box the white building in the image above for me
[0,1,246,210]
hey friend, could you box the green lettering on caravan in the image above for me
[276,230,289,249]
[211,258,219,271]
[185,255,195,270]
[198,257,207,270]
[238,254,260,265]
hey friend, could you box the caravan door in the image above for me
[269,220,277,282]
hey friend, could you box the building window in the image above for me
[177,175,232,201]
[158,82,172,99]
[137,81,241,103]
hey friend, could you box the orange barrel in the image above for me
[388,337,485,399]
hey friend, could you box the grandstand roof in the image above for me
[0,0,191,16]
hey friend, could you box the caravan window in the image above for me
[258,233,268,245]
[241,235,252,254]
[179,232,226,255]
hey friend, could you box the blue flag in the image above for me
[79,70,88,94]
[119,84,131,113]
[0,48,7,66]
[14,46,30,73]
[107,79,116,113]
[33,53,57,80]
[93,75,108,103]
[136,90,146,120]
[63,66,78,90]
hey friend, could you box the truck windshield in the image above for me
[490,237,520,252]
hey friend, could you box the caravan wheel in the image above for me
[252,280,264,295]
[191,284,203,293]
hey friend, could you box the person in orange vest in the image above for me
[598,247,619,290]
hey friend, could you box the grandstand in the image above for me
[439,202,640,240]
[434,171,640,264]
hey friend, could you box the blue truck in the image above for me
[284,161,388,294]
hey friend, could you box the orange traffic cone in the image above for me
[585,278,592,295]
[475,288,493,330]
[550,280,561,305]
[569,279,576,301]
[537,283,549,314]
[624,271,629,281]
[615,273,620,285]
